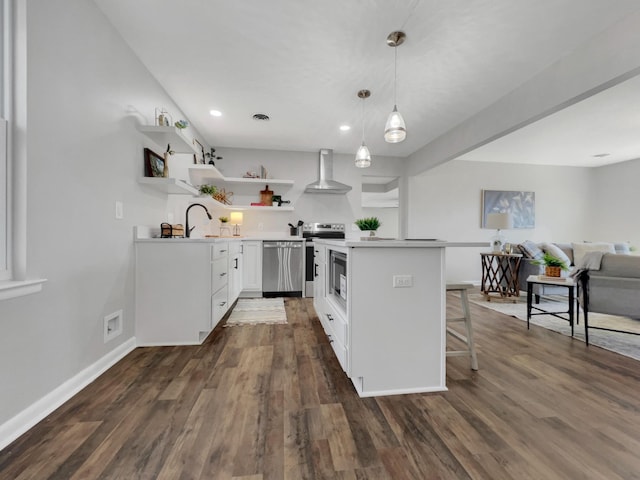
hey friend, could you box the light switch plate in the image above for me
[115,201,124,219]
[393,275,413,288]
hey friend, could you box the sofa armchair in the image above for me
[516,241,633,302]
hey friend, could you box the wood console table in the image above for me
[480,252,522,301]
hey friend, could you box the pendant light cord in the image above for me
[393,46,398,106]
[361,95,366,143]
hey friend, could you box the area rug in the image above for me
[467,292,640,361]
[225,297,288,326]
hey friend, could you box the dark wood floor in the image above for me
[2,295,640,479]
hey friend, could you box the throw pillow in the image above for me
[519,240,544,260]
[572,242,615,266]
[541,242,572,267]
[613,242,631,255]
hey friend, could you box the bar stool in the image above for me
[446,283,478,371]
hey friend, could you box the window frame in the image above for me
[0,0,46,299]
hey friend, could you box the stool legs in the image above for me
[446,286,479,371]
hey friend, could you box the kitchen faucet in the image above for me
[185,203,212,238]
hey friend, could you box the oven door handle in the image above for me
[314,263,318,278]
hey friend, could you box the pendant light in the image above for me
[384,31,407,143]
[355,89,371,168]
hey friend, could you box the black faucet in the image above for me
[185,203,212,238]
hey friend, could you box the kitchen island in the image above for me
[313,239,450,397]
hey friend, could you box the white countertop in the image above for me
[314,239,489,248]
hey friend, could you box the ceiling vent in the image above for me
[304,149,352,194]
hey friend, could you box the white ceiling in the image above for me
[94,0,640,162]
[458,73,640,167]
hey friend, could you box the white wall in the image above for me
[589,158,640,247]
[167,148,404,239]
[0,0,207,430]
[408,160,593,282]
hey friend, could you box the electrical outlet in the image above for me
[115,201,124,219]
[393,275,413,288]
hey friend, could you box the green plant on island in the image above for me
[531,252,569,271]
[199,184,218,196]
[218,216,229,223]
[354,217,381,231]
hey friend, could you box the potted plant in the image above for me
[218,216,229,224]
[532,252,569,277]
[355,217,381,239]
[199,184,218,197]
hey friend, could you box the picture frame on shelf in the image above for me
[193,138,206,164]
[144,148,165,177]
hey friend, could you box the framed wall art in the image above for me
[193,138,205,164]
[482,189,535,229]
[144,148,165,177]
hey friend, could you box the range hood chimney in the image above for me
[304,149,352,194]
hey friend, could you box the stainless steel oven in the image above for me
[303,223,345,297]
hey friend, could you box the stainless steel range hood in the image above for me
[304,149,352,194]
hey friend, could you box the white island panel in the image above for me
[348,245,446,396]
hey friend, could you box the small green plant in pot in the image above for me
[532,252,569,277]
[199,184,218,197]
[355,217,381,239]
[218,216,229,224]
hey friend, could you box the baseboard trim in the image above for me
[0,337,137,451]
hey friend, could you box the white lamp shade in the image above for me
[230,211,243,225]
[485,212,513,230]
[384,106,406,143]
[355,143,371,168]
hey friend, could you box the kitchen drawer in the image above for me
[328,334,348,373]
[212,241,229,260]
[314,245,326,263]
[326,308,347,347]
[212,257,228,288]
[212,285,229,327]
[229,240,243,255]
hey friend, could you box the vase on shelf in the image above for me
[361,230,377,241]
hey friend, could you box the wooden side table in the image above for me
[480,252,523,301]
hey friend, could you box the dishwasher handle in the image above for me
[263,242,303,248]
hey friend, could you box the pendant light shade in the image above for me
[355,89,371,168]
[385,31,407,144]
[355,143,371,168]
[384,105,406,143]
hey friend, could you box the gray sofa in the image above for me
[517,241,636,308]
[582,253,640,320]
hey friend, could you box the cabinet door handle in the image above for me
[220,272,227,277]
[219,301,227,307]
[314,263,318,278]
[220,249,227,253]
[234,258,238,269]
[326,313,333,322]
[327,334,334,343]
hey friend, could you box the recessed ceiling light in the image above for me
[339,125,351,132]
[592,153,610,158]
[209,110,222,117]
[252,113,270,121]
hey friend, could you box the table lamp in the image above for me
[230,211,243,236]
[486,212,513,252]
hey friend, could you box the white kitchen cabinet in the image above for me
[313,244,327,318]
[135,239,238,346]
[228,241,244,304]
[240,240,262,297]
[314,240,446,397]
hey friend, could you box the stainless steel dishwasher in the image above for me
[262,241,303,297]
